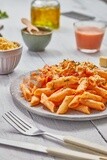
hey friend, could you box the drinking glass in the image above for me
[74,21,106,53]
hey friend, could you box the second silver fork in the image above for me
[2,111,107,156]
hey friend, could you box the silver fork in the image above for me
[3,111,62,140]
[2,111,107,156]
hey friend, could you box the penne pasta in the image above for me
[68,95,80,108]
[80,99,105,111]
[48,88,76,103]
[20,83,32,101]
[34,87,55,97]
[57,96,74,114]
[30,96,40,106]
[81,91,102,102]
[94,86,107,99]
[76,78,88,94]
[40,93,55,113]
[20,59,107,115]
[97,69,107,79]
[73,105,91,114]
[46,76,79,89]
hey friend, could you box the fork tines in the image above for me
[2,111,32,133]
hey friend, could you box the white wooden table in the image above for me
[0,0,107,159]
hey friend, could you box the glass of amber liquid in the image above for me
[31,0,60,30]
[74,21,106,53]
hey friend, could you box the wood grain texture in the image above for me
[0,0,107,159]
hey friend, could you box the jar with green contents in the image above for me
[31,0,60,29]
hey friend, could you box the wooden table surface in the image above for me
[1,0,107,159]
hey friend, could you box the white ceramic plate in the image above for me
[10,72,107,121]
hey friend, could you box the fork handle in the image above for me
[44,132,107,155]
[63,136,107,155]
[47,147,105,160]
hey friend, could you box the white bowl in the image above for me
[0,42,22,74]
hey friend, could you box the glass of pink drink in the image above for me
[74,21,106,53]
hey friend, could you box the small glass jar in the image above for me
[31,0,60,29]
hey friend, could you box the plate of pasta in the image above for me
[10,59,107,121]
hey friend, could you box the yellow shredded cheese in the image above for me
[0,37,19,50]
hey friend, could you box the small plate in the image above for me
[10,72,107,121]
